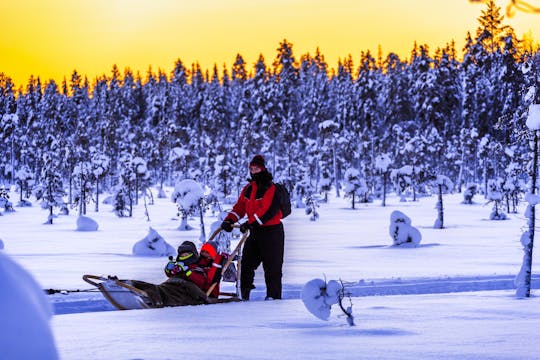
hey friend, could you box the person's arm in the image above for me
[224,184,250,223]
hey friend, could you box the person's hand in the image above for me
[220,220,234,232]
[239,222,252,234]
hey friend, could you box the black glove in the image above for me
[220,220,233,232]
[239,222,252,234]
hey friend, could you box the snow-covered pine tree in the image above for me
[14,165,33,207]
[41,152,65,225]
[374,153,392,206]
[72,161,93,215]
[91,151,110,212]
[516,55,540,298]
[433,175,454,229]
[132,156,149,206]
[342,167,367,209]
[487,178,507,220]
[171,179,205,231]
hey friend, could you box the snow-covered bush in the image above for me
[293,177,311,209]
[389,210,422,247]
[304,193,320,221]
[15,165,33,206]
[390,165,414,202]
[132,227,175,257]
[301,278,354,325]
[487,178,507,220]
[171,179,205,231]
[462,183,478,204]
[0,188,14,213]
[342,168,368,209]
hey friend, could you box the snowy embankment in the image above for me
[51,273,540,315]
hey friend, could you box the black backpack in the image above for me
[274,183,291,218]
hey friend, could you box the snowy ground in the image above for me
[2,188,540,359]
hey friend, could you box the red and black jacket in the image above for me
[225,179,282,227]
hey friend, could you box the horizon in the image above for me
[1,0,540,88]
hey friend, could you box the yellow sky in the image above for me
[0,0,539,87]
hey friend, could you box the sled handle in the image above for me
[207,227,223,242]
[206,230,249,296]
[207,223,241,242]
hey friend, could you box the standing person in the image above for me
[220,155,285,300]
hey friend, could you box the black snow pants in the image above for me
[240,222,284,300]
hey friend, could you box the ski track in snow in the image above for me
[50,274,540,315]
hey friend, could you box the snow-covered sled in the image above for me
[83,274,240,310]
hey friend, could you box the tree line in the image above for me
[0,1,539,216]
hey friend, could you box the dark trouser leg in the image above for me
[240,235,261,300]
[261,224,284,299]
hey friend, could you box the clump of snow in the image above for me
[0,251,58,359]
[171,179,204,210]
[301,278,341,321]
[132,227,175,257]
[389,210,422,247]
[0,239,4,249]
[374,153,392,172]
[525,193,540,206]
[76,215,99,231]
[526,104,540,131]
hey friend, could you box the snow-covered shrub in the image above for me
[389,210,422,247]
[171,179,205,231]
[462,183,478,204]
[342,168,368,209]
[487,178,507,220]
[15,165,33,206]
[390,166,414,202]
[301,278,354,325]
[132,227,175,257]
[76,215,98,232]
[0,188,14,213]
[293,177,311,209]
[112,186,130,218]
[304,194,320,221]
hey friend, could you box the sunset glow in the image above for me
[1,0,539,87]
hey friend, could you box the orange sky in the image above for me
[0,0,539,87]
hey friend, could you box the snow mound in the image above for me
[132,227,175,257]
[0,239,4,249]
[301,278,341,321]
[76,215,99,231]
[389,210,422,246]
[0,251,58,359]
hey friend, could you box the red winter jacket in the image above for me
[225,181,282,227]
[178,249,225,298]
